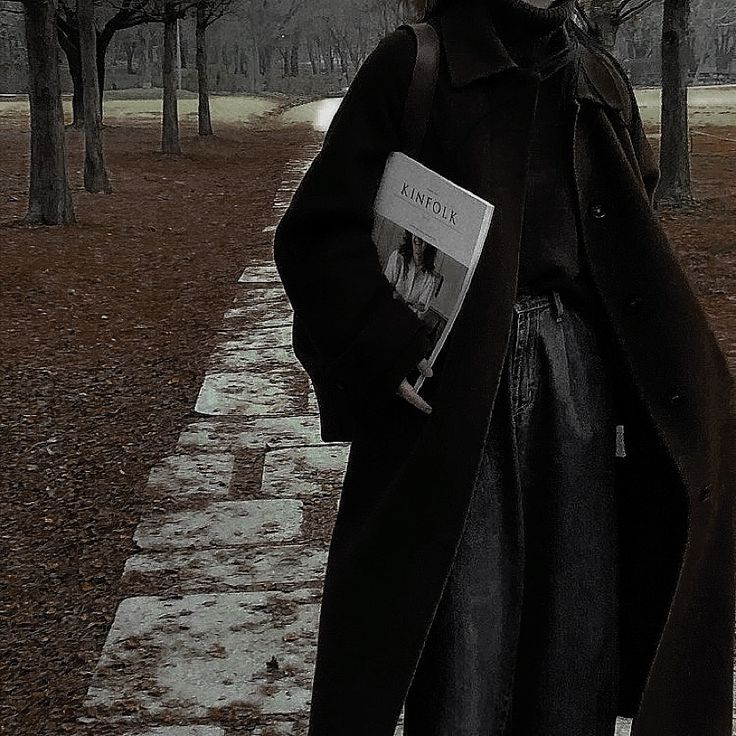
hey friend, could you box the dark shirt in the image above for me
[489,1,602,320]
[515,36,597,310]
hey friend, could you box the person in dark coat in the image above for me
[273,0,736,733]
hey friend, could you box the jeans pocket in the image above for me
[511,310,538,415]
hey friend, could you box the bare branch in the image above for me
[616,0,661,25]
[573,0,594,33]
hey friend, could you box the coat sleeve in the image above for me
[273,27,433,405]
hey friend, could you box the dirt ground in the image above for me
[0,108,734,736]
[656,125,736,370]
[0,112,323,735]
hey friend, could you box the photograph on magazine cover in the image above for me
[372,215,466,352]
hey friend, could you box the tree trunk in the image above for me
[290,41,299,77]
[232,42,239,74]
[262,45,273,89]
[658,0,692,204]
[308,40,318,75]
[315,37,326,73]
[139,28,151,87]
[70,56,85,127]
[78,0,111,193]
[196,3,213,136]
[161,6,181,154]
[23,0,75,224]
[336,46,349,82]
[97,31,111,119]
[58,31,85,127]
[126,42,136,74]
[180,34,188,69]
[250,35,259,93]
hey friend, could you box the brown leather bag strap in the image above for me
[396,21,440,157]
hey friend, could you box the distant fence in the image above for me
[0,63,347,98]
[0,62,26,94]
[2,59,735,97]
[625,58,736,87]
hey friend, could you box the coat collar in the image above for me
[436,0,627,115]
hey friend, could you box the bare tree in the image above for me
[100,0,198,153]
[576,0,660,49]
[713,9,736,76]
[240,0,300,93]
[9,0,734,104]
[56,0,153,126]
[21,0,75,224]
[78,0,112,191]
[194,0,232,136]
[658,0,693,203]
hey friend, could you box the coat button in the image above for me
[590,202,606,219]
[628,295,644,310]
[699,482,713,502]
[669,392,682,405]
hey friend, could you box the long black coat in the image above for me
[273,4,736,735]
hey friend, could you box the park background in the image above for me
[1,0,735,735]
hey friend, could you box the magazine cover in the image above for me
[371,152,495,391]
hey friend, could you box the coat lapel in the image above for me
[437,0,628,119]
[437,0,516,88]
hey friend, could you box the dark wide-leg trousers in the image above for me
[403,289,620,736]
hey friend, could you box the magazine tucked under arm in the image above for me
[371,152,495,393]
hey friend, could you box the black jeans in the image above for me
[404,289,620,736]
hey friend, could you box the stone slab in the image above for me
[231,286,287,304]
[250,724,300,736]
[273,199,291,212]
[123,544,327,593]
[117,715,632,736]
[238,264,280,284]
[125,728,226,736]
[206,346,296,374]
[110,706,628,736]
[133,500,303,551]
[260,446,349,499]
[220,310,292,330]
[147,454,234,500]
[195,370,305,417]
[389,712,629,736]
[213,326,292,350]
[84,590,319,721]
[223,299,292,326]
[176,417,323,453]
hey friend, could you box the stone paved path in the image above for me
[80,145,339,736]
[80,143,731,736]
